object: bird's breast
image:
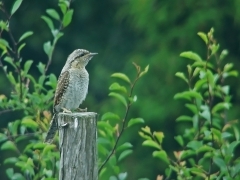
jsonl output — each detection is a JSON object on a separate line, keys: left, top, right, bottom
{"left": 62, "top": 68, "right": 89, "bottom": 110}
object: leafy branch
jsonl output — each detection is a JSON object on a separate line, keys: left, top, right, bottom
{"left": 98, "top": 63, "right": 149, "bottom": 174}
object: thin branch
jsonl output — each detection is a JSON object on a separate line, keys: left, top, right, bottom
{"left": 98, "top": 71, "right": 141, "bottom": 174}
{"left": 0, "top": 108, "right": 14, "bottom": 115}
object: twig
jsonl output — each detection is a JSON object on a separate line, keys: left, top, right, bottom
{"left": 98, "top": 70, "right": 141, "bottom": 174}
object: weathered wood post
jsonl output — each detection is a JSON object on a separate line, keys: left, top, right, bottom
{"left": 58, "top": 112, "right": 98, "bottom": 180}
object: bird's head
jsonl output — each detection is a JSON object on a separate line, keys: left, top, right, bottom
{"left": 61, "top": 49, "right": 97, "bottom": 73}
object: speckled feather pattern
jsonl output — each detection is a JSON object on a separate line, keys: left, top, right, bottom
{"left": 44, "top": 49, "right": 96, "bottom": 143}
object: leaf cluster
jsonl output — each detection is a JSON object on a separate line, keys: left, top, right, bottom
{"left": 139, "top": 28, "right": 240, "bottom": 179}
{"left": 0, "top": 0, "right": 73, "bottom": 179}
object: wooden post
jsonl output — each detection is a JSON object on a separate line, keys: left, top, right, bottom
{"left": 58, "top": 112, "right": 98, "bottom": 180}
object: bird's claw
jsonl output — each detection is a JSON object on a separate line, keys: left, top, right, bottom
{"left": 62, "top": 108, "right": 72, "bottom": 113}
{"left": 76, "top": 107, "right": 87, "bottom": 112}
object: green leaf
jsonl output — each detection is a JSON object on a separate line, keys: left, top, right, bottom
{"left": 174, "top": 91, "right": 203, "bottom": 101}
{"left": 139, "top": 65, "right": 149, "bottom": 77}
{"left": 4, "top": 157, "right": 18, "bottom": 164}
{"left": 194, "top": 79, "right": 207, "bottom": 91}
{"left": 174, "top": 92, "right": 191, "bottom": 101}
{"left": 180, "top": 51, "right": 202, "bottom": 61}
{"left": 210, "top": 43, "right": 220, "bottom": 55}
{"left": 227, "top": 141, "right": 240, "bottom": 155}
{"left": 187, "top": 140, "right": 203, "bottom": 151}
{"left": 180, "top": 150, "right": 196, "bottom": 160}
{"left": 46, "top": 9, "right": 60, "bottom": 20}
{"left": 1, "top": 141, "right": 17, "bottom": 151}
{"left": 111, "top": 73, "right": 131, "bottom": 84}
{"left": 153, "top": 131, "right": 164, "bottom": 144}
{"left": 200, "top": 109, "right": 211, "bottom": 122}
{"left": 6, "top": 168, "right": 14, "bottom": 179}
{"left": 17, "top": 43, "right": 26, "bottom": 54}
{"left": 197, "top": 32, "right": 208, "bottom": 45}
{"left": 0, "top": 133, "right": 7, "bottom": 143}
{"left": 110, "top": 176, "right": 118, "bottom": 180}
{"left": 45, "top": 73, "right": 57, "bottom": 89}
{"left": 18, "top": 31, "right": 33, "bottom": 42}
{"left": 212, "top": 102, "right": 231, "bottom": 113}
{"left": 152, "top": 150, "right": 169, "bottom": 164}
{"left": 185, "top": 103, "right": 198, "bottom": 114}
{"left": 33, "top": 142, "right": 46, "bottom": 149}
{"left": 43, "top": 41, "right": 52, "bottom": 57}
{"left": 42, "top": 144, "right": 56, "bottom": 155}
{"left": 118, "top": 172, "right": 128, "bottom": 180}
{"left": 7, "top": 72, "right": 16, "bottom": 85}
{"left": 221, "top": 85, "right": 230, "bottom": 95}
{"left": 193, "top": 67, "right": 201, "bottom": 77}
{"left": 109, "top": 82, "right": 127, "bottom": 94}
{"left": 221, "top": 132, "right": 232, "bottom": 139}
{"left": 176, "top": 115, "right": 192, "bottom": 122}
{"left": 116, "top": 142, "right": 133, "bottom": 153}
{"left": 190, "top": 167, "right": 206, "bottom": 178}
{"left": 11, "top": 173, "right": 25, "bottom": 180}
{"left": 41, "top": 15, "right": 54, "bottom": 30}
{"left": 11, "top": 0, "right": 23, "bottom": 15}
{"left": 21, "top": 117, "right": 38, "bottom": 130}
{"left": 37, "top": 62, "right": 46, "bottom": 74}
{"left": 227, "top": 70, "right": 238, "bottom": 77}
{"left": 58, "top": 1, "right": 68, "bottom": 14}
{"left": 141, "top": 126, "right": 152, "bottom": 135}
{"left": 187, "top": 64, "right": 192, "bottom": 75}
{"left": 109, "top": 92, "right": 127, "bottom": 107}
{"left": 118, "top": 149, "right": 133, "bottom": 162}
{"left": 101, "top": 112, "right": 120, "bottom": 121}
{"left": 11, "top": 120, "right": 21, "bottom": 136}
{"left": 219, "top": 49, "right": 228, "bottom": 61}
{"left": 23, "top": 60, "right": 33, "bottom": 75}
{"left": 142, "top": 140, "right": 160, "bottom": 150}
{"left": 109, "top": 156, "right": 117, "bottom": 166}
{"left": 4, "top": 56, "right": 16, "bottom": 69}
{"left": 192, "top": 61, "right": 214, "bottom": 69}
{"left": 197, "top": 145, "right": 214, "bottom": 153}
{"left": 0, "top": 20, "right": 8, "bottom": 31}
{"left": 138, "top": 131, "right": 151, "bottom": 140}
{"left": 174, "top": 135, "right": 184, "bottom": 146}
{"left": 98, "top": 121, "right": 114, "bottom": 132}
{"left": 62, "top": 9, "right": 74, "bottom": 27}
{"left": 211, "top": 128, "right": 221, "bottom": 142}
{"left": 213, "top": 157, "right": 227, "bottom": 172}
{"left": 223, "top": 63, "right": 233, "bottom": 72}
{"left": 127, "top": 118, "right": 144, "bottom": 127}
{"left": 0, "top": 38, "right": 10, "bottom": 49}
{"left": 175, "top": 72, "right": 188, "bottom": 83}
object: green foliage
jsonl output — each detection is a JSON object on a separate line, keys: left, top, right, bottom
{"left": 1, "top": 0, "right": 240, "bottom": 179}
{"left": 98, "top": 63, "right": 149, "bottom": 179}
{"left": 139, "top": 29, "right": 240, "bottom": 179}
{"left": 0, "top": 1, "right": 149, "bottom": 179}
{"left": 0, "top": 0, "right": 73, "bottom": 179}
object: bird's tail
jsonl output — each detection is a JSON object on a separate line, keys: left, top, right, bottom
{"left": 44, "top": 113, "right": 58, "bottom": 143}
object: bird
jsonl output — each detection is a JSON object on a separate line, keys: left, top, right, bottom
{"left": 44, "top": 49, "right": 97, "bottom": 143}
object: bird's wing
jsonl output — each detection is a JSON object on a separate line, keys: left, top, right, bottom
{"left": 54, "top": 70, "right": 70, "bottom": 108}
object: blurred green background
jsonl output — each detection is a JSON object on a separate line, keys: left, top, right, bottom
{"left": 1, "top": 0, "right": 240, "bottom": 179}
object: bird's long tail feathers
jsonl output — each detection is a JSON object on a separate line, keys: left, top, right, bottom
{"left": 44, "top": 113, "right": 58, "bottom": 143}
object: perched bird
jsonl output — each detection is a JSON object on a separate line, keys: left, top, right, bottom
{"left": 44, "top": 49, "right": 97, "bottom": 143}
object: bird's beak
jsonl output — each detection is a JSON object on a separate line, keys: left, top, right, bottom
{"left": 89, "top": 52, "right": 98, "bottom": 56}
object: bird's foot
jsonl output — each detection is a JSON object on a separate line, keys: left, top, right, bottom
{"left": 76, "top": 107, "right": 87, "bottom": 112}
{"left": 62, "top": 108, "right": 72, "bottom": 113}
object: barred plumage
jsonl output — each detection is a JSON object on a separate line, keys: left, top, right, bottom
{"left": 44, "top": 49, "right": 97, "bottom": 143}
